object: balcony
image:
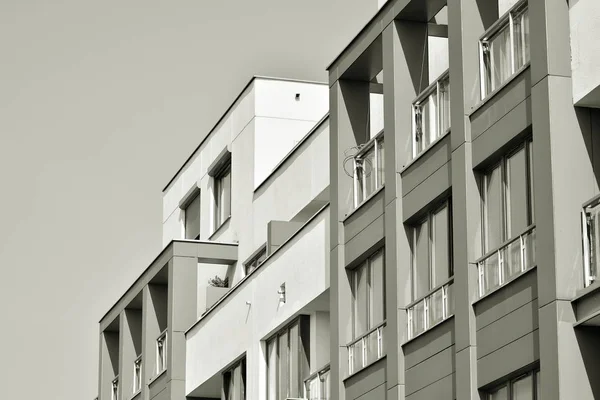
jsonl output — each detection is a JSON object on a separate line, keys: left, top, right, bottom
{"left": 477, "top": 225, "right": 536, "bottom": 297}
{"left": 353, "top": 130, "right": 384, "bottom": 208}
{"left": 479, "top": 0, "right": 530, "bottom": 100}
{"left": 412, "top": 71, "right": 450, "bottom": 159}
{"left": 407, "top": 279, "right": 454, "bottom": 340}
{"left": 346, "top": 321, "right": 386, "bottom": 376}
{"left": 304, "top": 365, "right": 330, "bottom": 400}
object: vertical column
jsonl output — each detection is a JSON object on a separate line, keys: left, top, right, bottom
{"left": 447, "top": 0, "right": 485, "bottom": 398}
{"left": 381, "top": 18, "right": 426, "bottom": 400}
{"left": 530, "top": 1, "right": 598, "bottom": 398}
{"left": 168, "top": 255, "right": 199, "bottom": 399}
{"left": 329, "top": 78, "right": 370, "bottom": 400}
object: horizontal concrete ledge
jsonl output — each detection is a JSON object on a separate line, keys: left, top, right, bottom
{"left": 99, "top": 239, "right": 239, "bottom": 327}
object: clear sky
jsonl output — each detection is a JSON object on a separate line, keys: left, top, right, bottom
{"left": 0, "top": 1, "right": 376, "bottom": 398}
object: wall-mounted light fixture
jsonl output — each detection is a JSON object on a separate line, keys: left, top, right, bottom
{"left": 295, "top": 93, "right": 301, "bottom": 101}
{"left": 278, "top": 283, "right": 286, "bottom": 304}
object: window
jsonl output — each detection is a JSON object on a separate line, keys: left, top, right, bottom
{"left": 214, "top": 162, "right": 232, "bottom": 229}
{"left": 133, "top": 355, "right": 142, "bottom": 393}
{"left": 354, "top": 132, "right": 385, "bottom": 207}
{"left": 156, "top": 330, "right": 167, "bottom": 374}
{"left": 266, "top": 317, "right": 310, "bottom": 400}
{"left": 305, "top": 366, "right": 330, "bottom": 400}
{"left": 479, "top": 139, "right": 535, "bottom": 296}
{"left": 408, "top": 201, "right": 454, "bottom": 338}
{"left": 412, "top": 71, "right": 450, "bottom": 158}
{"left": 111, "top": 377, "right": 119, "bottom": 400}
{"left": 480, "top": 0, "right": 529, "bottom": 99}
{"left": 348, "top": 249, "right": 385, "bottom": 374}
{"left": 184, "top": 191, "right": 201, "bottom": 240}
{"left": 583, "top": 198, "right": 600, "bottom": 287}
{"left": 223, "top": 358, "right": 246, "bottom": 400}
{"left": 487, "top": 369, "right": 540, "bottom": 400}
{"left": 244, "top": 246, "right": 266, "bottom": 276}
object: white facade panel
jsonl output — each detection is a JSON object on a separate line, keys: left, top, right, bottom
{"left": 254, "top": 79, "right": 328, "bottom": 121}
{"left": 185, "top": 207, "right": 330, "bottom": 398}
{"left": 570, "top": 0, "right": 600, "bottom": 107}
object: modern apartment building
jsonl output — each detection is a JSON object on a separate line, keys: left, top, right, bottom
{"left": 96, "top": 76, "right": 331, "bottom": 400}
{"left": 96, "top": 0, "right": 600, "bottom": 399}
{"left": 329, "top": 0, "right": 600, "bottom": 399}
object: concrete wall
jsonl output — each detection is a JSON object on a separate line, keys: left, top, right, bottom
{"left": 570, "top": 0, "right": 600, "bottom": 107}
{"left": 185, "top": 207, "right": 330, "bottom": 398}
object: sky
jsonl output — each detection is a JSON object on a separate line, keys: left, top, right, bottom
{"left": 0, "top": 1, "right": 377, "bottom": 398}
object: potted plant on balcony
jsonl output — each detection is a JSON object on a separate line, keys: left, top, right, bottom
{"left": 205, "top": 275, "right": 230, "bottom": 311}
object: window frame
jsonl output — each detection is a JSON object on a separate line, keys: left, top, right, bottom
{"left": 582, "top": 197, "right": 600, "bottom": 287}
{"left": 487, "top": 368, "right": 540, "bottom": 400}
{"left": 265, "top": 316, "right": 310, "bottom": 400}
{"left": 223, "top": 357, "right": 246, "bottom": 400}
{"left": 214, "top": 161, "right": 232, "bottom": 230}
{"left": 479, "top": 0, "right": 529, "bottom": 99}
{"left": 351, "top": 248, "right": 386, "bottom": 340}
{"left": 183, "top": 190, "right": 201, "bottom": 240}
{"left": 412, "top": 70, "right": 451, "bottom": 159}
{"left": 353, "top": 130, "right": 385, "bottom": 208}
{"left": 156, "top": 330, "right": 167, "bottom": 375}
{"left": 244, "top": 245, "right": 267, "bottom": 276}
{"left": 481, "top": 138, "right": 534, "bottom": 254}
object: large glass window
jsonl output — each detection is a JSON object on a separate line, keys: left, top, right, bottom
{"left": 583, "top": 199, "right": 600, "bottom": 287}
{"left": 480, "top": 0, "right": 529, "bottom": 99}
{"left": 266, "top": 317, "right": 309, "bottom": 400}
{"left": 223, "top": 358, "right": 246, "bottom": 400}
{"left": 479, "top": 139, "right": 535, "bottom": 296}
{"left": 184, "top": 191, "right": 201, "bottom": 240}
{"left": 412, "top": 71, "right": 451, "bottom": 158}
{"left": 354, "top": 132, "right": 385, "bottom": 207}
{"left": 487, "top": 369, "right": 540, "bottom": 400}
{"left": 214, "top": 162, "right": 232, "bottom": 229}
{"left": 408, "top": 201, "right": 454, "bottom": 338}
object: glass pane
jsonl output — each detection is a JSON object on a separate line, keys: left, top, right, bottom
{"left": 414, "top": 220, "right": 430, "bottom": 299}
{"left": 429, "top": 289, "right": 444, "bottom": 327}
{"left": 485, "top": 163, "right": 504, "bottom": 251}
{"left": 513, "top": 9, "right": 530, "bottom": 70}
{"left": 505, "top": 239, "right": 522, "bottom": 281}
{"left": 411, "top": 300, "right": 425, "bottom": 337}
{"left": 369, "top": 250, "right": 385, "bottom": 328}
{"left": 490, "top": 385, "right": 508, "bottom": 400}
{"left": 362, "top": 146, "right": 376, "bottom": 199}
{"left": 488, "top": 25, "right": 512, "bottom": 92}
{"left": 377, "top": 138, "right": 385, "bottom": 188}
{"left": 221, "top": 169, "right": 231, "bottom": 222}
{"left": 289, "top": 324, "right": 300, "bottom": 397}
{"left": 322, "top": 370, "right": 331, "bottom": 400}
{"left": 367, "top": 329, "right": 379, "bottom": 365}
{"left": 185, "top": 192, "right": 201, "bottom": 239}
{"left": 420, "top": 94, "right": 438, "bottom": 151}
{"left": 349, "top": 340, "right": 363, "bottom": 373}
{"left": 354, "top": 264, "right": 369, "bottom": 337}
{"left": 432, "top": 204, "right": 450, "bottom": 287}
{"left": 507, "top": 146, "right": 529, "bottom": 235}
{"left": 439, "top": 77, "right": 451, "bottom": 133}
{"left": 590, "top": 206, "right": 600, "bottom": 282}
{"left": 306, "top": 376, "right": 319, "bottom": 400}
{"left": 278, "top": 332, "right": 289, "bottom": 400}
{"left": 482, "top": 252, "right": 501, "bottom": 294}
{"left": 524, "top": 229, "right": 536, "bottom": 269}
{"left": 446, "top": 282, "right": 454, "bottom": 316}
{"left": 267, "top": 340, "right": 277, "bottom": 400}
{"left": 513, "top": 374, "right": 533, "bottom": 400}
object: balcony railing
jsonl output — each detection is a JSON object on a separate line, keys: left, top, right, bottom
{"left": 304, "top": 365, "right": 330, "bottom": 400}
{"left": 407, "top": 279, "right": 454, "bottom": 340}
{"left": 353, "top": 130, "right": 384, "bottom": 208}
{"left": 347, "top": 321, "right": 386, "bottom": 375}
{"left": 111, "top": 376, "right": 119, "bottom": 400}
{"left": 412, "top": 70, "right": 450, "bottom": 159}
{"left": 479, "top": 0, "right": 529, "bottom": 99}
{"left": 477, "top": 225, "right": 536, "bottom": 297}
{"left": 133, "top": 355, "right": 142, "bottom": 393}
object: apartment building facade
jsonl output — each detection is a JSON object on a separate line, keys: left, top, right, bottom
{"left": 97, "top": 76, "right": 332, "bottom": 400}
{"left": 329, "top": 0, "right": 600, "bottom": 400}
